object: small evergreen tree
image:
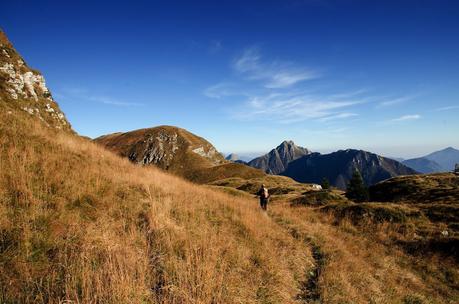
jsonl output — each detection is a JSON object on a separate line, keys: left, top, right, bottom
{"left": 321, "top": 177, "right": 330, "bottom": 190}
{"left": 345, "top": 169, "right": 369, "bottom": 202}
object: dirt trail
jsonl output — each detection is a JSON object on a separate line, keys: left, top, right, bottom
{"left": 269, "top": 211, "right": 325, "bottom": 303}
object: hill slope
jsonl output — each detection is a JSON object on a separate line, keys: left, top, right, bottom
{"left": 248, "top": 140, "right": 311, "bottom": 174}
{"left": 424, "top": 147, "right": 459, "bottom": 171}
{"left": 369, "top": 172, "right": 459, "bottom": 204}
{"left": 402, "top": 157, "right": 443, "bottom": 173}
{"left": 282, "top": 149, "right": 417, "bottom": 189}
{"left": 1, "top": 107, "right": 319, "bottom": 303}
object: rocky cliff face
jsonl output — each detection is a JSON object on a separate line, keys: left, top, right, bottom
{"left": 282, "top": 149, "right": 418, "bottom": 190}
{"left": 248, "top": 140, "right": 311, "bottom": 174}
{"left": 95, "top": 126, "right": 226, "bottom": 177}
{"left": 0, "top": 30, "right": 71, "bottom": 130}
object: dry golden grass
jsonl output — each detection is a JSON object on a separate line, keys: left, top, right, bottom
{"left": 1, "top": 106, "right": 458, "bottom": 303}
{"left": 270, "top": 202, "right": 459, "bottom": 303}
{"left": 0, "top": 108, "right": 314, "bottom": 303}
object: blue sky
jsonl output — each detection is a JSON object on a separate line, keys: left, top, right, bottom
{"left": 1, "top": 0, "right": 458, "bottom": 158}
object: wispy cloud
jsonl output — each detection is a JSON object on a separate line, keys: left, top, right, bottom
{"left": 377, "top": 95, "right": 416, "bottom": 107}
{"left": 87, "top": 96, "right": 143, "bottom": 107}
{"left": 391, "top": 114, "right": 421, "bottom": 122}
{"left": 318, "top": 112, "right": 358, "bottom": 122}
{"left": 58, "top": 87, "right": 143, "bottom": 107}
{"left": 436, "top": 105, "right": 459, "bottom": 111}
{"left": 233, "top": 47, "right": 319, "bottom": 88}
{"left": 232, "top": 92, "right": 364, "bottom": 123}
{"left": 205, "top": 46, "right": 415, "bottom": 125}
{"left": 203, "top": 83, "right": 249, "bottom": 99}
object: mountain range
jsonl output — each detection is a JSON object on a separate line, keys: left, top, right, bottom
{"left": 95, "top": 128, "right": 419, "bottom": 190}
{"left": 281, "top": 149, "right": 417, "bottom": 190}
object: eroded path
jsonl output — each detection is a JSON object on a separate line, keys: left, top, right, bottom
{"left": 269, "top": 210, "right": 325, "bottom": 303}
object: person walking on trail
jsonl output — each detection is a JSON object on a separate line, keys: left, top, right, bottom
{"left": 256, "top": 184, "right": 270, "bottom": 211}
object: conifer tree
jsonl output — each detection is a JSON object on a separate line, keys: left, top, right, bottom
{"left": 345, "top": 169, "right": 369, "bottom": 202}
{"left": 321, "top": 177, "right": 330, "bottom": 190}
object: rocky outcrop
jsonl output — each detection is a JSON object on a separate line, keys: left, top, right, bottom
{"left": 282, "top": 149, "right": 417, "bottom": 190}
{"left": 0, "top": 30, "right": 71, "bottom": 130}
{"left": 248, "top": 140, "right": 311, "bottom": 174}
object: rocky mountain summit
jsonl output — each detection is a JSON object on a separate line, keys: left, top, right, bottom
{"left": 248, "top": 140, "right": 311, "bottom": 174}
{"left": 95, "top": 125, "right": 227, "bottom": 178}
{"left": 282, "top": 149, "right": 417, "bottom": 189}
{"left": 0, "top": 30, "right": 70, "bottom": 130}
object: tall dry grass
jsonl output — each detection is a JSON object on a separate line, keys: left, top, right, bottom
{"left": 270, "top": 202, "right": 459, "bottom": 303}
{"left": 0, "top": 108, "right": 311, "bottom": 303}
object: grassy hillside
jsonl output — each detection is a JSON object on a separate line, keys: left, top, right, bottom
{"left": 0, "top": 108, "right": 312, "bottom": 303}
{"left": 369, "top": 173, "right": 459, "bottom": 204}
{"left": 2, "top": 107, "right": 458, "bottom": 303}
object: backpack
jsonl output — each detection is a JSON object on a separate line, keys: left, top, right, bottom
{"left": 262, "top": 187, "right": 269, "bottom": 199}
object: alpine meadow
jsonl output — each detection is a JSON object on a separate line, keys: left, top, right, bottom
{"left": 1, "top": 1, "right": 459, "bottom": 303}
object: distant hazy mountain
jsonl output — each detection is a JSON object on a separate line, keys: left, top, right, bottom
{"left": 225, "top": 153, "right": 239, "bottom": 161}
{"left": 388, "top": 157, "right": 405, "bottom": 163}
{"left": 424, "top": 147, "right": 459, "bottom": 171}
{"left": 247, "top": 140, "right": 311, "bottom": 175}
{"left": 282, "top": 149, "right": 417, "bottom": 190}
{"left": 225, "top": 153, "right": 248, "bottom": 164}
{"left": 402, "top": 157, "right": 443, "bottom": 173}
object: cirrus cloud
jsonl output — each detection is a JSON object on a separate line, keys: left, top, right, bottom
{"left": 391, "top": 114, "right": 421, "bottom": 122}
{"left": 233, "top": 47, "right": 319, "bottom": 88}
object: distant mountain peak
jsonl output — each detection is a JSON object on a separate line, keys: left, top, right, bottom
{"left": 424, "top": 147, "right": 459, "bottom": 171}
{"left": 225, "top": 153, "right": 239, "bottom": 161}
{"left": 279, "top": 140, "right": 294, "bottom": 146}
{"left": 248, "top": 140, "right": 311, "bottom": 175}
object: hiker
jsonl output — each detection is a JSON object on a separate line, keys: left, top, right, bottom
{"left": 256, "top": 184, "right": 270, "bottom": 211}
